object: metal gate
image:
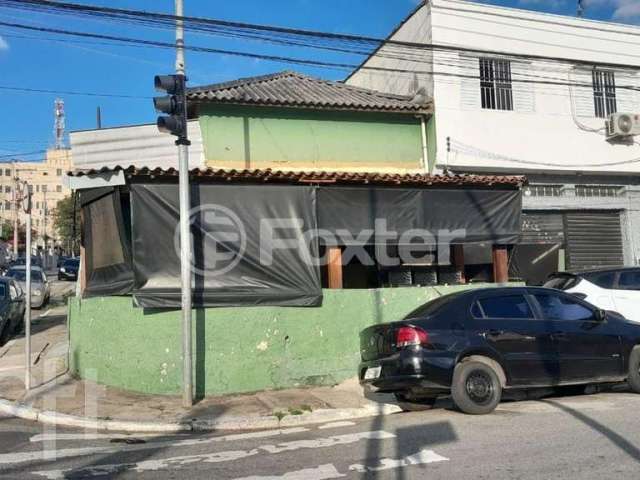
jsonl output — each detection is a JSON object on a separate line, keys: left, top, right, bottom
{"left": 565, "top": 211, "right": 624, "bottom": 271}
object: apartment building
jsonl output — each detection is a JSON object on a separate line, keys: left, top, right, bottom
{"left": 346, "top": 0, "right": 640, "bottom": 283}
{"left": 0, "top": 147, "right": 73, "bottom": 249}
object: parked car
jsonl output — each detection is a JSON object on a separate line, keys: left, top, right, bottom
{"left": 0, "top": 277, "right": 26, "bottom": 344}
{"left": 5, "top": 266, "right": 50, "bottom": 309}
{"left": 544, "top": 268, "right": 640, "bottom": 322}
{"left": 56, "top": 256, "right": 69, "bottom": 268}
{"left": 58, "top": 258, "right": 79, "bottom": 281}
{"left": 8, "top": 256, "right": 43, "bottom": 269}
{"left": 359, "top": 287, "right": 640, "bottom": 415}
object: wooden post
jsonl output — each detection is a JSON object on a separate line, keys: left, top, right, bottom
{"left": 452, "top": 244, "right": 466, "bottom": 284}
{"left": 492, "top": 245, "right": 509, "bottom": 284}
{"left": 327, "top": 247, "right": 343, "bottom": 289}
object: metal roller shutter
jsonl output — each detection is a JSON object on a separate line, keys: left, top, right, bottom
{"left": 565, "top": 211, "right": 624, "bottom": 271}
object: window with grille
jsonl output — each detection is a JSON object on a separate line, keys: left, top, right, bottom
{"left": 528, "top": 185, "right": 563, "bottom": 197}
{"left": 575, "top": 185, "right": 624, "bottom": 198}
{"left": 592, "top": 70, "right": 617, "bottom": 119}
{"left": 479, "top": 58, "right": 513, "bottom": 111}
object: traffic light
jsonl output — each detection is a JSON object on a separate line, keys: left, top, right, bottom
{"left": 153, "top": 74, "right": 190, "bottom": 144}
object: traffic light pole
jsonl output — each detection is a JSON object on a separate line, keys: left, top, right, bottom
{"left": 175, "top": 0, "right": 193, "bottom": 408}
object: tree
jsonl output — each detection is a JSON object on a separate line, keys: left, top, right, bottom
{"left": 0, "top": 219, "right": 37, "bottom": 246}
{"left": 52, "top": 195, "right": 80, "bottom": 255}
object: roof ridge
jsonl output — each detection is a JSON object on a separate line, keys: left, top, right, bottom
{"left": 189, "top": 70, "right": 417, "bottom": 102}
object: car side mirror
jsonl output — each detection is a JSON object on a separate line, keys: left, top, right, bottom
{"left": 595, "top": 309, "right": 606, "bottom": 322}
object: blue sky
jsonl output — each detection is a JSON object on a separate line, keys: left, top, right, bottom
{"left": 0, "top": 0, "right": 637, "bottom": 158}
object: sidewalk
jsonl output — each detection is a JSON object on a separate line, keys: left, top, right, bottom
{"left": 0, "top": 297, "right": 401, "bottom": 432}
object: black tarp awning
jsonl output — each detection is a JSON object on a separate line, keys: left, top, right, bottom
{"left": 130, "top": 184, "right": 321, "bottom": 309}
{"left": 80, "top": 179, "right": 522, "bottom": 309}
{"left": 317, "top": 187, "right": 521, "bottom": 245}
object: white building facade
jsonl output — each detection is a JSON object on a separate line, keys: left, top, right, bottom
{"left": 347, "top": 0, "right": 640, "bottom": 282}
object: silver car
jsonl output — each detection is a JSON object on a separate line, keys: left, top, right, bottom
{"left": 5, "top": 266, "right": 50, "bottom": 308}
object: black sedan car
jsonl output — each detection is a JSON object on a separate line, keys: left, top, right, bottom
{"left": 58, "top": 258, "right": 79, "bottom": 281}
{"left": 0, "top": 277, "right": 25, "bottom": 344}
{"left": 360, "top": 287, "right": 640, "bottom": 415}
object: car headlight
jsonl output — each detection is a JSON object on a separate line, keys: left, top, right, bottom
{"left": 60, "top": 268, "right": 66, "bottom": 273}
{"left": 33, "top": 289, "right": 42, "bottom": 296}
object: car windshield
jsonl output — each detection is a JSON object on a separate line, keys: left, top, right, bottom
{"left": 7, "top": 269, "right": 45, "bottom": 283}
{"left": 63, "top": 259, "right": 79, "bottom": 268}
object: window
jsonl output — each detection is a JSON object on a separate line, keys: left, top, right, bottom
{"left": 534, "top": 293, "right": 595, "bottom": 321}
{"left": 618, "top": 270, "right": 640, "bottom": 291}
{"left": 477, "top": 294, "right": 533, "bottom": 319}
{"left": 36, "top": 185, "right": 39, "bottom": 193}
{"left": 56, "top": 185, "right": 62, "bottom": 192}
{"left": 3, "top": 186, "right": 9, "bottom": 193}
{"left": 4, "top": 169, "right": 9, "bottom": 177}
{"left": 575, "top": 185, "right": 624, "bottom": 198}
{"left": 527, "top": 185, "right": 563, "bottom": 197}
{"left": 0, "top": 284, "right": 5, "bottom": 299}
{"left": 479, "top": 58, "right": 513, "bottom": 111}
{"left": 42, "top": 185, "right": 47, "bottom": 193}
{"left": 583, "top": 271, "right": 616, "bottom": 289}
{"left": 592, "top": 70, "right": 617, "bottom": 119}
{"left": 56, "top": 169, "right": 62, "bottom": 176}
{"left": 4, "top": 201, "right": 10, "bottom": 210}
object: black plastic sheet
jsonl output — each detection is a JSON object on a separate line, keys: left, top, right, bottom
{"left": 80, "top": 188, "right": 135, "bottom": 296}
{"left": 130, "top": 184, "right": 321, "bottom": 309}
{"left": 317, "top": 187, "right": 521, "bottom": 245}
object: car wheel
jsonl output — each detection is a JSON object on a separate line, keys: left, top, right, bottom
{"left": 628, "top": 348, "right": 640, "bottom": 394}
{"left": 452, "top": 360, "right": 502, "bottom": 415}
{"left": 394, "top": 393, "right": 437, "bottom": 412}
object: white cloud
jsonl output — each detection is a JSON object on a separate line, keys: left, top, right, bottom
{"left": 611, "top": 0, "right": 640, "bottom": 23}
{"left": 0, "top": 36, "right": 8, "bottom": 51}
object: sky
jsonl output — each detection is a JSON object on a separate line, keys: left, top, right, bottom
{"left": 0, "top": 0, "right": 637, "bottom": 160}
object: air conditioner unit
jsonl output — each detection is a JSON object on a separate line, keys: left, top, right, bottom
{"left": 606, "top": 113, "right": 640, "bottom": 139}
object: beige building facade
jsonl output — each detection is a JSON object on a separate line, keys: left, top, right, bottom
{"left": 0, "top": 148, "right": 73, "bottom": 249}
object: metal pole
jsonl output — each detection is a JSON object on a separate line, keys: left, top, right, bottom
{"left": 176, "top": 0, "right": 192, "bottom": 408}
{"left": 12, "top": 164, "right": 17, "bottom": 259}
{"left": 24, "top": 184, "right": 31, "bottom": 391}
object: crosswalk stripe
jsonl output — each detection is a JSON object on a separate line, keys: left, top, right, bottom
{"left": 29, "top": 431, "right": 396, "bottom": 478}
{"left": 2, "top": 427, "right": 310, "bottom": 466}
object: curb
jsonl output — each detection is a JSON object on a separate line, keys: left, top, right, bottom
{"left": 0, "top": 398, "right": 402, "bottom": 433}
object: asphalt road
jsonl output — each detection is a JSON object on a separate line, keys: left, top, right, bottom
{"left": 0, "top": 389, "right": 639, "bottom": 479}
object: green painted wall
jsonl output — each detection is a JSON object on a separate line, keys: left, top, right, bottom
{"left": 426, "top": 116, "right": 438, "bottom": 173}
{"left": 198, "top": 105, "right": 424, "bottom": 172}
{"left": 69, "top": 285, "right": 494, "bottom": 397}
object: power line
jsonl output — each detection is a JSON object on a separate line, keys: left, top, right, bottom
{"left": 2, "top": 0, "right": 640, "bottom": 73}
{"left": 1, "top": 20, "right": 639, "bottom": 94}
{"left": 0, "top": 84, "right": 151, "bottom": 99}
{"left": 0, "top": 150, "right": 45, "bottom": 160}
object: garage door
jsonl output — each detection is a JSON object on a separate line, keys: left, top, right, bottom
{"left": 565, "top": 212, "right": 624, "bottom": 271}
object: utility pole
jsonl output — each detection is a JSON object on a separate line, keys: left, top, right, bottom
{"left": 153, "top": 1, "right": 192, "bottom": 407}
{"left": 12, "top": 162, "right": 17, "bottom": 259}
{"left": 176, "top": 0, "right": 192, "bottom": 408}
{"left": 19, "top": 181, "right": 32, "bottom": 391}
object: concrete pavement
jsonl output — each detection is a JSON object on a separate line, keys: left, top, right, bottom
{"left": 0, "top": 389, "right": 638, "bottom": 479}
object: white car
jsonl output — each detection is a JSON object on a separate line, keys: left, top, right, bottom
{"left": 544, "top": 268, "right": 640, "bottom": 322}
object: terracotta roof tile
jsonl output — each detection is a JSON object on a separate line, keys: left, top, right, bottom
{"left": 69, "top": 166, "right": 525, "bottom": 188}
